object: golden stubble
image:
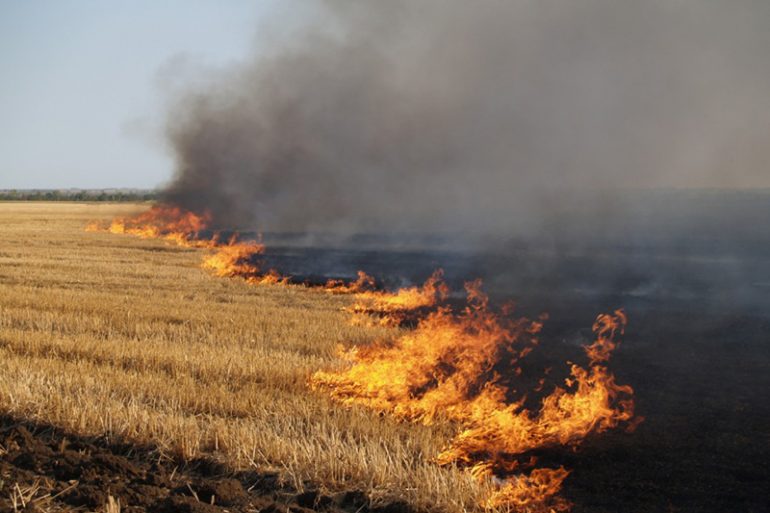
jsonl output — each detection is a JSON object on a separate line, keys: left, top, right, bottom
{"left": 0, "top": 202, "right": 493, "bottom": 513}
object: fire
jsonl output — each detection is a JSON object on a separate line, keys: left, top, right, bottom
{"left": 312, "top": 280, "right": 538, "bottom": 419}
{"left": 196, "top": 236, "right": 288, "bottom": 285}
{"left": 311, "top": 282, "right": 637, "bottom": 511}
{"left": 90, "top": 204, "right": 640, "bottom": 510}
{"left": 88, "top": 204, "right": 286, "bottom": 284}
{"left": 348, "top": 269, "right": 450, "bottom": 326}
{"left": 484, "top": 467, "right": 571, "bottom": 511}
{"left": 435, "top": 311, "right": 635, "bottom": 465}
{"left": 246, "top": 268, "right": 287, "bottom": 285}
{"left": 103, "top": 205, "right": 212, "bottom": 246}
{"left": 325, "top": 270, "right": 377, "bottom": 293}
{"left": 89, "top": 205, "right": 446, "bottom": 302}
{"left": 202, "top": 236, "right": 265, "bottom": 278}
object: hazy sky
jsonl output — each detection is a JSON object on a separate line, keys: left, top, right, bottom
{"left": 0, "top": 0, "right": 295, "bottom": 189}
{"left": 2, "top": 1, "right": 769, "bottom": 192}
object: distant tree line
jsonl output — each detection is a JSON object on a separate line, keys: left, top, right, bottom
{"left": 0, "top": 189, "right": 159, "bottom": 202}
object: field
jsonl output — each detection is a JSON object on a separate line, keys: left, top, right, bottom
{"left": 3, "top": 202, "right": 770, "bottom": 513}
{"left": 0, "top": 202, "right": 483, "bottom": 512}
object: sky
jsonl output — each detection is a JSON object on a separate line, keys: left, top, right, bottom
{"left": 1, "top": 1, "right": 769, "bottom": 193}
{"left": 0, "top": 0, "right": 295, "bottom": 189}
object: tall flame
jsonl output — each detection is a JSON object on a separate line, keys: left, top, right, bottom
{"left": 311, "top": 282, "right": 637, "bottom": 511}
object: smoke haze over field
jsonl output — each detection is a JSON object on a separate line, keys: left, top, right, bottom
{"left": 163, "top": 0, "right": 770, "bottom": 235}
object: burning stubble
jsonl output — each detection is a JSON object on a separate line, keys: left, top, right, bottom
{"left": 86, "top": 205, "right": 640, "bottom": 511}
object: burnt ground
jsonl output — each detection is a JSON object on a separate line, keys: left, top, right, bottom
{"left": 253, "top": 228, "right": 770, "bottom": 512}
{"left": 540, "top": 307, "right": 770, "bottom": 513}
{"left": 0, "top": 415, "right": 411, "bottom": 513}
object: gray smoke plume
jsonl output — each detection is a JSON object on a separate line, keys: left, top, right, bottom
{"left": 162, "top": 0, "right": 770, "bottom": 237}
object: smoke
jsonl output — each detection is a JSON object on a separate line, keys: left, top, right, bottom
{"left": 162, "top": 0, "right": 770, "bottom": 237}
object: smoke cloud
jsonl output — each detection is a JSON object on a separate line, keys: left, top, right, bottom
{"left": 162, "top": 0, "right": 770, "bottom": 236}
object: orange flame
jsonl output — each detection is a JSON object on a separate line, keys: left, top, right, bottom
{"left": 311, "top": 281, "right": 637, "bottom": 510}
{"left": 103, "top": 205, "right": 211, "bottom": 246}
{"left": 199, "top": 237, "right": 288, "bottom": 284}
{"left": 325, "top": 270, "right": 377, "bottom": 294}
{"left": 312, "top": 280, "right": 539, "bottom": 420}
{"left": 202, "top": 236, "right": 265, "bottom": 277}
{"left": 88, "top": 205, "right": 286, "bottom": 283}
{"left": 485, "top": 467, "right": 571, "bottom": 511}
{"left": 348, "top": 269, "right": 450, "bottom": 326}
{"left": 90, "top": 204, "right": 640, "bottom": 510}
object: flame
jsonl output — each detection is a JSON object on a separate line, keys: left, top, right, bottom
{"left": 90, "top": 204, "right": 640, "bottom": 510}
{"left": 88, "top": 204, "right": 286, "bottom": 283}
{"left": 485, "top": 467, "right": 571, "bottom": 511}
{"left": 312, "top": 280, "right": 538, "bottom": 420}
{"left": 246, "top": 268, "right": 288, "bottom": 285}
{"left": 325, "top": 270, "right": 377, "bottom": 293}
{"left": 435, "top": 311, "right": 635, "bottom": 468}
{"left": 311, "top": 282, "right": 637, "bottom": 511}
{"left": 348, "top": 269, "right": 450, "bottom": 326}
{"left": 104, "top": 205, "right": 211, "bottom": 246}
{"left": 202, "top": 236, "right": 265, "bottom": 277}
{"left": 199, "top": 238, "right": 288, "bottom": 284}
{"left": 90, "top": 205, "right": 446, "bottom": 302}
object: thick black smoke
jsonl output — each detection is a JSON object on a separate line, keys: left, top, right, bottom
{"left": 162, "top": 0, "right": 770, "bottom": 237}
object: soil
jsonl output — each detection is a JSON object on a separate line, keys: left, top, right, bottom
{"left": 0, "top": 415, "right": 411, "bottom": 513}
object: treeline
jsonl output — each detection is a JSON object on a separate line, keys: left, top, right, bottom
{"left": 0, "top": 190, "right": 159, "bottom": 202}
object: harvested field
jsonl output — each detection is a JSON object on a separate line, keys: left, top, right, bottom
{"left": 0, "top": 202, "right": 481, "bottom": 513}
{"left": 3, "top": 202, "right": 769, "bottom": 513}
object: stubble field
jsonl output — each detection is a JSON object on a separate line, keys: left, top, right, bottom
{"left": 0, "top": 202, "right": 483, "bottom": 513}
